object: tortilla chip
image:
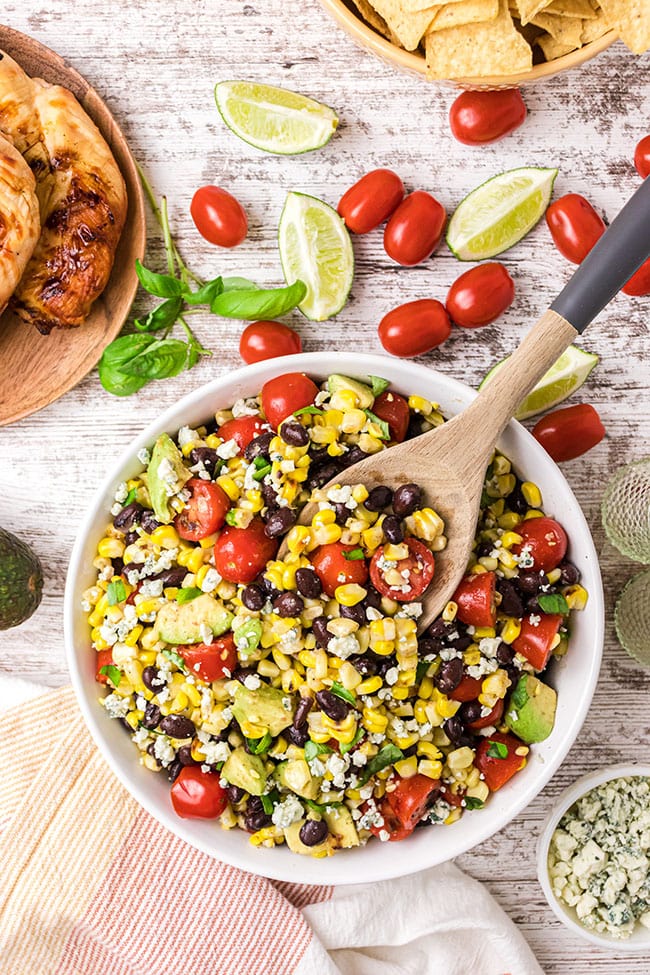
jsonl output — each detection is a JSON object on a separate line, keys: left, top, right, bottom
{"left": 531, "top": 10, "right": 584, "bottom": 44}
{"left": 369, "top": 0, "right": 438, "bottom": 47}
{"left": 514, "top": 0, "right": 554, "bottom": 24}
{"left": 401, "top": 0, "right": 474, "bottom": 9}
{"left": 427, "top": 0, "right": 499, "bottom": 31}
{"left": 536, "top": 30, "right": 580, "bottom": 54}
{"left": 426, "top": 0, "right": 533, "bottom": 76}
{"left": 598, "top": 0, "right": 649, "bottom": 52}
{"left": 547, "top": 0, "right": 597, "bottom": 16}
{"left": 580, "top": 7, "right": 613, "bottom": 40}
{"left": 349, "top": 0, "right": 392, "bottom": 37}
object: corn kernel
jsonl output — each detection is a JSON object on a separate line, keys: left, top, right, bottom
{"left": 521, "top": 481, "right": 542, "bottom": 508}
{"left": 327, "top": 617, "right": 359, "bottom": 638}
{"left": 312, "top": 509, "right": 336, "bottom": 528}
{"left": 418, "top": 675, "right": 434, "bottom": 699}
{"left": 356, "top": 675, "right": 382, "bottom": 695}
{"left": 216, "top": 475, "right": 239, "bottom": 501}
{"left": 501, "top": 530, "right": 523, "bottom": 549}
{"left": 394, "top": 756, "right": 418, "bottom": 778}
{"left": 497, "top": 473, "right": 516, "bottom": 496}
{"left": 339, "top": 661, "right": 362, "bottom": 690}
{"left": 474, "top": 626, "right": 496, "bottom": 639}
{"left": 362, "top": 707, "right": 388, "bottom": 734}
{"left": 335, "top": 583, "right": 367, "bottom": 607}
{"left": 497, "top": 511, "right": 521, "bottom": 530}
{"left": 447, "top": 747, "right": 474, "bottom": 771}
{"left": 417, "top": 741, "right": 442, "bottom": 760}
{"left": 98, "top": 537, "right": 125, "bottom": 559}
{"left": 408, "top": 394, "right": 432, "bottom": 416}
{"left": 150, "top": 525, "right": 180, "bottom": 548}
{"left": 466, "top": 781, "right": 489, "bottom": 803}
{"left": 493, "top": 454, "right": 511, "bottom": 476}
{"left": 384, "top": 542, "right": 409, "bottom": 561}
{"left": 500, "top": 618, "right": 521, "bottom": 645}
{"left": 311, "top": 523, "right": 342, "bottom": 546}
{"left": 418, "top": 759, "right": 443, "bottom": 779}
{"left": 565, "top": 584, "right": 588, "bottom": 610}
{"left": 523, "top": 509, "right": 544, "bottom": 520}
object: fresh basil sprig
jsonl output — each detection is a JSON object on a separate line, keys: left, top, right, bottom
{"left": 210, "top": 280, "right": 306, "bottom": 320}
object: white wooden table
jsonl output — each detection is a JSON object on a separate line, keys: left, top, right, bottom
{"left": 1, "top": 1, "right": 649, "bottom": 970}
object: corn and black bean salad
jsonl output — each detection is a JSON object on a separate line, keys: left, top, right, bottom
{"left": 85, "top": 372, "right": 588, "bottom": 857}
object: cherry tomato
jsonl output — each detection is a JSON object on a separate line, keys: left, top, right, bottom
{"left": 378, "top": 299, "right": 451, "bottom": 358}
{"left": 532, "top": 404, "right": 605, "bottom": 463}
{"left": 213, "top": 519, "right": 279, "bottom": 584}
{"left": 449, "top": 89, "right": 527, "bottom": 146}
{"left": 370, "top": 774, "right": 440, "bottom": 841}
{"left": 95, "top": 649, "right": 114, "bottom": 684}
{"left": 239, "top": 321, "right": 302, "bottom": 365}
{"left": 337, "top": 169, "right": 405, "bottom": 234}
{"left": 446, "top": 263, "right": 515, "bottom": 329}
{"left": 475, "top": 732, "right": 527, "bottom": 792}
{"left": 310, "top": 542, "right": 369, "bottom": 598}
{"left": 383, "top": 191, "right": 447, "bottom": 267}
{"left": 467, "top": 698, "right": 504, "bottom": 731}
{"left": 452, "top": 571, "right": 497, "bottom": 628}
{"left": 372, "top": 390, "right": 410, "bottom": 442}
{"left": 512, "top": 613, "right": 563, "bottom": 671}
{"left": 180, "top": 634, "right": 237, "bottom": 683}
{"left": 369, "top": 538, "right": 435, "bottom": 602}
{"left": 449, "top": 675, "right": 483, "bottom": 702}
{"left": 217, "top": 415, "right": 266, "bottom": 453}
{"left": 175, "top": 479, "right": 230, "bottom": 541}
{"left": 190, "top": 185, "right": 248, "bottom": 248}
{"left": 171, "top": 766, "right": 229, "bottom": 819}
{"left": 622, "top": 256, "right": 650, "bottom": 296}
{"left": 545, "top": 194, "right": 605, "bottom": 264}
{"left": 512, "top": 517, "right": 568, "bottom": 573}
{"left": 634, "top": 135, "right": 650, "bottom": 179}
{"left": 261, "top": 372, "right": 319, "bottom": 429}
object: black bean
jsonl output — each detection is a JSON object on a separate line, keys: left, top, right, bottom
{"left": 526, "top": 596, "right": 543, "bottom": 614}
{"left": 443, "top": 716, "right": 473, "bottom": 748}
{"left": 427, "top": 619, "right": 449, "bottom": 640}
{"left": 517, "top": 570, "right": 545, "bottom": 594}
{"left": 257, "top": 574, "right": 281, "bottom": 602}
{"left": 265, "top": 507, "right": 297, "bottom": 538}
{"left": 112, "top": 557, "right": 124, "bottom": 577}
{"left": 244, "top": 432, "right": 274, "bottom": 463}
{"left": 232, "top": 667, "right": 257, "bottom": 684}
{"left": 504, "top": 663, "right": 522, "bottom": 684}
{"left": 418, "top": 637, "right": 443, "bottom": 657}
{"left": 177, "top": 744, "right": 196, "bottom": 766}
{"left": 293, "top": 695, "right": 314, "bottom": 728}
{"left": 140, "top": 510, "right": 161, "bottom": 534}
{"left": 280, "top": 420, "right": 309, "bottom": 446}
{"left": 261, "top": 479, "right": 279, "bottom": 508}
{"left": 508, "top": 482, "right": 528, "bottom": 515}
{"left": 364, "top": 586, "right": 382, "bottom": 610}
{"left": 349, "top": 654, "right": 378, "bottom": 677}
{"left": 244, "top": 797, "right": 272, "bottom": 832}
{"left": 383, "top": 515, "right": 404, "bottom": 544}
{"left": 124, "top": 530, "right": 139, "bottom": 546}
{"left": 333, "top": 503, "right": 349, "bottom": 525}
{"left": 434, "top": 657, "right": 464, "bottom": 694}
{"left": 312, "top": 616, "right": 331, "bottom": 648}
{"left": 286, "top": 724, "right": 309, "bottom": 747}
{"left": 153, "top": 567, "right": 187, "bottom": 588}
{"left": 477, "top": 541, "right": 494, "bottom": 559}
{"left": 375, "top": 654, "right": 398, "bottom": 679}
{"left": 447, "top": 634, "right": 473, "bottom": 652}
{"left": 113, "top": 501, "right": 143, "bottom": 533}
{"left": 242, "top": 584, "right": 266, "bottom": 611}
{"left": 273, "top": 591, "right": 304, "bottom": 618}
{"left": 189, "top": 446, "right": 221, "bottom": 477}
{"left": 498, "top": 579, "right": 524, "bottom": 618}
{"left": 300, "top": 819, "right": 329, "bottom": 847}
{"left": 307, "top": 462, "right": 341, "bottom": 490}
{"left": 225, "top": 785, "right": 244, "bottom": 805}
{"left": 167, "top": 759, "right": 183, "bottom": 782}
{"left": 340, "top": 446, "right": 369, "bottom": 468}
{"left": 142, "top": 701, "right": 162, "bottom": 730}
{"left": 341, "top": 603, "right": 366, "bottom": 627}
{"left": 496, "top": 644, "right": 515, "bottom": 667}
{"left": 392, "top": 483, "right": 421, "bottom": 517}
{"left": 365, "top": 485, "right": 393, "bottom": 511}
{"left": 142, "top": 666, "right": 165, "bottom": 692}
{"left": 296, "top": 568, "right": 322, "bottom": 599}
{"left": 559, "top": 561, "right": 580, "bottom": 585}
{"left": 406, "top": 414, "right": 424, "bottom": 441}
{"left": 459, "top": 701, "right": 482, "bottom": 725}
{"left": 146, "top": 742, "right": 162, "bottom": 767}
{"left": 315, "top": 689, "right": 349, "bottom": 722}
{"left": 159, "top": 715, "right": 196, "bottom": 739}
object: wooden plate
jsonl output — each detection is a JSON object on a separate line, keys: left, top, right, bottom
{"left": 0, "top": 25, "right": 146, "bottom": 426}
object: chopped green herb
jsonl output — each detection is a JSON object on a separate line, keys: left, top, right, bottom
{"left": 123, "top": 487, "right": 137, "bottom": 506}
{"left": 293, "top": 405, "right": 324, "bottom": 417}
{"left": 176, "top": 587, "right": 202, "bottom": 604}
{"left": 253, "top": 455, "right": 269, "bottom": 469}
{"left": 234, "top": 618, "right": 263, "bottom": 655}
{"left": 464, "top": 796, "right": 485, "bottom": 810}
{"left": 480, "top": 487, "right": 492, "bottom": 509}
{"left": 225, "top": 509, "right": 238, "bottom": 526}
{"left": 487, "top": 741, "right": 509, "bottom": 759}
{"left": 342, "top": 548, "right": 365, "bottom": 561}
{"left": 537, "top": 593, "right": 570, "bottom": 615}
{"left": 106, "top": 579, "right": 127, "bottom": 606}
{"left": 261, "top": 790, "right": 280, "bottom": 815}
{"left": 331, "top": 681, "right": 357, "bottom": 706}
{"left": 416, "top": 660, "right": 431, "bottom": 682}
{"left": 340, "top": 728, "right": 364, "bottom": 754}
{"left": 99, "top": 664, "right": 122, "bottom": 688}
{"left": 364, "top": 409, "right": 390, "bottom": 441}
{"left": 304, "top": 798, "right": 342, "bottom": 813}
{"left": 304, "top": 740, "right": 332, "bottom": 763}
{"left": 359, "top": 744, "right": 404, "bottom": 785}
{"left": 246, "top": 731, "right": 273, "bottom": 754}
{"left": 253, "top": 463, "right": 272, "bottom": 482}
{"left": 368, "top": 375, "right": 390, "bottom": 397}
{"left": 161, "top": 648, "right": 187, "bottom": 671}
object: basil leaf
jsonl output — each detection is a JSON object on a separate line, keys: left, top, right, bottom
{"left": 234, "top": 618, "right": 263, "bottom": 655}
{"left": 120, "top": 338, "right": 189, "bottom": 380}
{"left": 364, "top": 409, "right": 390, "bottom": 441}
{"left": 304, "top": 740, "right": 332, "bottom": 763}
{"left": 331, "top": 681, "right": 357, "bottom": 706}
{"left": 162, "top": 648, "right": 188, "bottom": 671}
{"left": 135, "top": 259, "right": 187, "bottom": 298}
{"left": 99, "top": 664, "right": 122, "bottom": 688}
{"left": 98, "top": 334, "right": 159, "bottom": 396}
{"left": 342, "top": 548, "right": 365, "bottom": 561}
{"left": 246, "top": 731, "right": 273, "bottom": 754}
{"left": 464, "top": 796, "right": 485, "bottom": 810}
{"left": 176, "top": 587, "right": 202, "bottom": 604}
{"left": 537, "top": 593, "right": 570, "bottom": 615}
{"left": 416, "top": 660, "right": 430, "bottom": 682}
{"left": 340, "top": 728, "right": 364, "bottom": 754}
{"left": 107, "top": 579, "right": 127, "bottom": 606}
{"left": 304, "top": 798, "right": 342, "bottom": 813}
{"left": 487, "top": 741, "right": 509, "bottom": 759}
{"left": 133, "top": 296, "right": 183, "bottom": 332}
{"left": 261, "top": 790, "right": 279, "bottom": 814}
{"left": 185, "top": 276, "right": 224, "bottom": 306}
{"left": 210, "top": 280, "right": 307, "bottom": 320}
{"left": 368, "top": 375, "right": 390, "bottom": 397}
{"left": 293, "top": 405, "right": 323, "bottom": 417}
{"left": 222, "top": 276, "right": 257, "bottom": 291}
{"left": 359, "top": 744, "right": 404, "bottom": 785}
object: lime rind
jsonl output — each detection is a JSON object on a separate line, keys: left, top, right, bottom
{"left": 602, "top": 459, "right": 650, "bottom": 563}
{"left": 278, "top": 191, "right": 354, "bottom": 322}
{"left": 447, "top": 166, "right": 558, "bottom": 261}
{"left": 215, "top": 81, "right": 338, "bottom": 156}
{"left": 479, "top": 345, "right": 599, "bottom": 420}
{"left": 614, "top": 569, "right": 650, "bottom": 667}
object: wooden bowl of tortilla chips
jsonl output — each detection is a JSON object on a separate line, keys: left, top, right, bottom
{"left": 320, "top": 0, "right": 647, "bottom": 86}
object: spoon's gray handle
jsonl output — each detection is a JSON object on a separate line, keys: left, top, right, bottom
{"left": 551, "top": 176, "right": 650, "bottom": 333}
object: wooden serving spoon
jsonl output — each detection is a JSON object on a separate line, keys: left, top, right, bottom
{"left": 280, "top": 176, "right": 650, "bottom": 629}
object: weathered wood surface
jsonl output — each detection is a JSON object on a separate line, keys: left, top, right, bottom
{"left": 0, "top": 1, "right": 649, "bottom": 970}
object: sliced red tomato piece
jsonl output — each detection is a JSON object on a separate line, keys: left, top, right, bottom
{"left": 175, "top": 478, "right": 230, "bottom": 541}
{"left": 372, "top": 390, "right": 410, "bottom": 442}
{"left": 179, "top": 634, "right": 237, "bottom": 682}
{"left": 512, "top": 517, "right": 568, "bottom": 573}
{"left": 310, "top": 541, "right": 369, "bottom": 598}
{"left": 218, "top": 415, "right": 266, "bottom": 452}
{"left": 512, "top": 613, "right": 563, "bottom": 671}
{"left": 213, "top": 519, "right": 279, "bottom": 584}
{"left": 453, "top": 571, "right": 497, "bottom": 627}
{"left": 467, "top": 698, "right": 504, "bottom": 730}
{"left": 369, "top": 537, "right": 435, "bottom": 603}
{"left": 388, "top": 773, "right": 440, "bottom": 831}
{"left": 171, "top": 766, "right": 229, "bottom": 819}
{"left": 449, "top": 675, "right": 483, "bottom": 702}
{"left": 261, "top": 373, "right": 319, "bottom": 429}
{"left": 475, "top": 732, "right": 527, "bottom": 792}
{"left": 95, "top": 649, "right": 115, "bottom": 684}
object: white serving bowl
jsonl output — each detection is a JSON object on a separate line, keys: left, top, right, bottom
{"left": 537, "top": 763, "right": 650, "bottom": 951}
{"left": 64, "top": 351, "right": 604, "bottom": 885}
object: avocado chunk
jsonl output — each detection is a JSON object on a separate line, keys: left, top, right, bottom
{"left": 231, "top": 682, "right": 294, "bottom": 738}
{"left": 505, "top": 674, "right": 557, "bottom": 743}
{"left": 327, "top": 374, "right": 375, "bottom": 409}
{"left": 155, "top": 594, "right": 233, "bottom": 645}
{"left": 0, "top": 528, "right": 43, "bottom": 630}
{"left": 276, "top": 759, "right": 321, "bottom": 800}
{"left": 221, "top": 746, "right": 268, "bottom": 795}
{"left": 284, "top": 820, "right": 331, "bottom": 856}
{"left": 324, "top": 805, "right": 359, "bottom": 848}
{"left": 147, "top": 433, "right": 191, "bottom": 523}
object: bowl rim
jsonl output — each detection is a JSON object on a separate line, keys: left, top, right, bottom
{"left": 537, "top": 762, "right": 650, "bottom": 950}
{"left": 64, "top": 351, "right": 605, "bottom": 884}
{"left": 318, "top": 0, "right": 617, "bottom": 88}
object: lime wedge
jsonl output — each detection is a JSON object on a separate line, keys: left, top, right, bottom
{"left": 479, "top": 345, "right": 598, "bottom": 420}
{"left": 278, "top": 192, "right": 354, "bottom": 321}
{"left": 615, "top": 569, "right": 650, "bottom": 668}
{"left": 215, "top": 81, "right": 338, "bottom": 155}
{"left": 447, "top": 167, "right": 558, "bottom": 261}
{"left": 602, "top": 459, "right": 650, "bottom": 562}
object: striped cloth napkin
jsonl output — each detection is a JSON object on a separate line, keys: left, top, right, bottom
{"left": 0, "top": 679, "right": 544, "bottom": 975}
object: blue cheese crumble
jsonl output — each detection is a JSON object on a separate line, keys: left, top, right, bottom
{"left": 548, "top": 775, "right": 650, "bottom": 939}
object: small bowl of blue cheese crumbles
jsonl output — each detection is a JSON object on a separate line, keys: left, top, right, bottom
{"left": 538, "top": 764, "right": 650, "bottom": 949}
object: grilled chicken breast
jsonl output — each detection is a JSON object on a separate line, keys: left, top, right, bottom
{"left": 0, "top": 132, "right": 40, "bottom": 315}
{"left": 0, "top": 51, "right": 127, "bottom": 334}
